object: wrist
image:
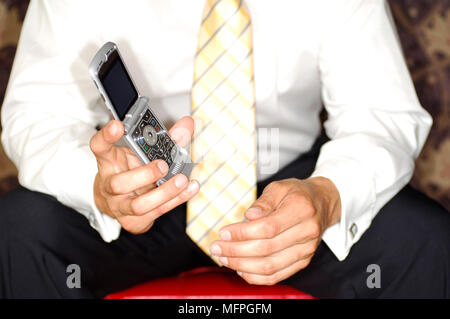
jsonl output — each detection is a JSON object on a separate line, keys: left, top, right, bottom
{"left": 307, "top": 176, "right": 342, "bottom": 230}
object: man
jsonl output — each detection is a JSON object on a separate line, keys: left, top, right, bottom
{"left": 1, "top": 0, "right": 449, "bottom": 298}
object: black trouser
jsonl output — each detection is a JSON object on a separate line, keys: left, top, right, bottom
{"left": 1, "top": 137, "right": 449, "bottom": 298}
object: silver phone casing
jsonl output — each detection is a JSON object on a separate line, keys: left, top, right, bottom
{"left": 89, "top": 42, "right": 193, "bottom": 185}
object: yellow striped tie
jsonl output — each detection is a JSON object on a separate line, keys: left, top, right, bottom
{"left": 187, "top": 0, "right": 257, "bottom": 264}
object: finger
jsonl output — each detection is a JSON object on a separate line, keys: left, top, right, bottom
{"left": 220, "top": 182, "right": 289, "bottom": 237}
{"left": 220, "top": 189, "right": 315, "bottom": 241}
{"left": 217, "top": 190, "right": 277, "bottom": 240}
{"left": 90, "top": 120, "right": 124, "bottom": 162}
{"left": 143, "top": 179, "right": 199, "bottom": 220}
{"left": 245, "top": 185, "right": 280, "bottom": 219}
{"left": 169, "top": 116, "right": 194, "bottom": 147}
{"left": 237, "top": 257, "right": 312, "bottom": 286}
{"left": 220, "top": 241, "right": 316, "bottom": 276}
{"left": 219, "top": 206, "right": 302, "bottom": 242}
{"left": 120, "top": 173, "right": 189, "bottom": 216}
{"left": 105, "top": 160, "right": 169, "bottom": 195}
{"left": 118, "top": 180, "right": 200, "bottom": 234}
{"left": 211, "top": 221, "right": 320, "bottom": 258}
{"left": 133, "top": 182, "right": 157, "bottom": 196}
{"left": 118, "top": 215, "right": 155, "bottom": 235}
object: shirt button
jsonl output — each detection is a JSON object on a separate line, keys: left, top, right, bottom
{"left": 350, "top": 223, "right": 358, "bottom": 239}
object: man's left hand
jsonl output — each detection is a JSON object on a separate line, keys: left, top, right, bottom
{"left": 210, "top": 177, "right": 341, "bottom": 285}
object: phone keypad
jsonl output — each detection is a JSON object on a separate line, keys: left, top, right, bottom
{"left": 132, "top": 110, "right": 175, "bottom": 167}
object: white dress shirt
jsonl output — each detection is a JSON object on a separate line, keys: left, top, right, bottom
{"left": 1, "top": 0, "right": 432, "bottom": 261}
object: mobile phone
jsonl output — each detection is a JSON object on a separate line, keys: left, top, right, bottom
{"left": 89, "top": 42, "right": 193, "bottom": 185}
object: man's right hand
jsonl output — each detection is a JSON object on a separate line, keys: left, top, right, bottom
{"left": 90, "top": 117, "right": 199, "bottom": 234}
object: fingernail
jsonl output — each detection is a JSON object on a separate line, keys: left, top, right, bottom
{"left": 219, "top": 257, "right": 228, "bottom": 266}
{"left": 237, "top": 271, "right": 243, "bottom": 276}
{"left": 175, "top": 175, "right": 188, "bottom": 188}
{"left": 187, "top": 181, "right": 199, "bottom": 193}
{"left": 210, "top": 244, "right": 221, "bottom": 256}
{"left": 109, "top": 122, "right": 117, "bottom": 135}
{"left": 219, "top": 230, "right": 231, "bottom": 241}
{"left": 158, "top": 161, "right": 168, "bottom": 174}
{"left": 246, "top": 207, "right": 262, "bottom": 217}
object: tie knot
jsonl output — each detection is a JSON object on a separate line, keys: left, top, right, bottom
{"left": 205, "top": 0, "right": 241, "bottom": 11}
{"left": 201, "top": 0, "right": 248, "bottom": 28}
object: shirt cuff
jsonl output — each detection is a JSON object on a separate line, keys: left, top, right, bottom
{"left": 88, "top": 202, "right": 122, "bottom": 243}
{"left": 56, "top": 144, "right": 122, "bottom": 242}
{"left": 84, "top": 147, "right": 122, "bottom": 242}
{"left": 311, "top": 157, "right": 376, "bottom": 261}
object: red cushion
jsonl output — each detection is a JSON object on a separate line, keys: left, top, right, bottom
{"left": 105, "top": 267, "right": 313, "bottom": 299}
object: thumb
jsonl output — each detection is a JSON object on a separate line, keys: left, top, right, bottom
{"left": 169, "top": 116, "right": 194, "bottom": 147}
{"left": 244, "top": 206, "right": 269, "bottom": 221}
{"left": 244, "top": 190, "right": 278, "bottom": 221}
{"left": 90, "top": 120, "right": 124, "bottom": 162}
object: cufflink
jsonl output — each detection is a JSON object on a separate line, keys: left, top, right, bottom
{"left": 350, "top": 223, "right": 358, "bottom": 239}
{"left": 88, "top": 213, "right": 99, "bottom": 229}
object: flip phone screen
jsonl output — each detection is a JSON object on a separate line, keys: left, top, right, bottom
{"left": 99, "top": 55, "right": 138, "bottom": 120}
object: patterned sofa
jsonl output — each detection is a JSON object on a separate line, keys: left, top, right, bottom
{"left": 0, "top": 0, "right": 449, "bottom": 212}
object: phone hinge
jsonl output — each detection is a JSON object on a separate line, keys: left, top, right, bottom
{"left": 123, "top": 97, "right": 148, "bottom": 133}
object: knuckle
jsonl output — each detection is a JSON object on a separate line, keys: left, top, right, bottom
{"left": 309, "top": 223, "right": 321, "bottom": 238}
{"left": 234, "top": 226, "right": 246, "bottom": 241}
{"left": 294, "top": 249, "right": 304, "bottom": 261}
{"left": 109, "top": 176, "right": 122, "bottom": 194}
{"left": 89, "top": 134, "right": 102, "bottom": 154}
{"left": 285, "top": 178, "right": 297, "bottom": 184}
{"left": 303, "top": 201, "right": 316, "bottom": 218}
{"left": 305, "top": 244, "right": 318, "bottom": 259}
{"left": 294, "top": 246, "right": 309, "bottom": 261}
{"left": 266, "top": 276, "right": 279, "bottom": 286}
{"left": 286, "top": 188, "right": 307, "bottom": 203}
{"left": 266, "top": 181, "right": 282, "bottom": 192}
{"left": 290, "top": 190, "right": 302, "bottom": 199}
{"left": 226, "top": 244, "right": 237, "bottom": 257}
{"left": 298, "top": 259, "right": 310, "bottom": 271}
{"left": 296, "top": 192, "right": 307, "bottom": 205}
{"left": 261, "top": 260, "right": 276, "bottom": 275}
{"left": 151, "top": 205, "right": 166, "bottom": 218}
{"left": 130, "top": 198, "right": 143, "bottom": 215}
{"left": 242, "top": 275, "right": 257, "bottom": 285}
{"left": 89, "top": 137, "right": 96, "bottom": 153}
{"left": 257, "top": 240, "right": 274, "bottom": 256}
{"left": 262, "top": 222, "right": 278, "bottom": 238}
